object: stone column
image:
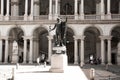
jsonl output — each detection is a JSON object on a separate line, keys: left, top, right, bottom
{"left": 9, "top": 39, "right": 13, "bottom": 63}
{"left": 74, "top": 0, "right": 78, "bottom": 20}
{"left": 49, "top": 0, "right": 53, "bottom": 20}
{"left": 5, "top": 0, "right": 10, "bottom": 20}
{"left": 73, "top": 36, "right": 79, "bottom": 64}
{"left": 96, "top": 0, "right": 100, "bottom": 15}
{"left": 107, "top": 36, "right": 112, "bottom": 65}
{"left": 29, "top": 37, "right": 33, "bottom": 63}
{"left": 100, "top": 0, "right": 105, "bottom": 19}
{"left": 53, "top": 1, "right": 55, "bottom": 15}
{"left": 0, "top": 0, "right": 4, "bottom": 20}
{"left": 34, "top": 0, "right": 39, "bottom": 16}
{"left": 29, "top": 0, "right": 34, "bottom": 20}
{"left": 11, "top": 0, "right": 19, "bottom": 16}
{"left": 80, "top": 36, "right": 85, "bottom": 67}
{"left": 54, "top": 0, "right": 58, "bottom": 19}
{"left": 80, "top": 0, "right": 84, "bottom": 20}
{"left": 107, "top": 0, "right": 111, "bottom": 19}
{"left": 0, "top": 39, "right": 3, "bottom": 62}
{"left": 99, "top": 36, "right": 105, "bottom": 65}
{"left": 4, "top": 38, "right": 9, "bottom": 63}
{"left": 23, "top": 37, "right": 27, "bottom": 63}
{"left": 47, "top": 36, "right": 53, "bottom": 63}
{"left": 24, "top": 0, "right": 28, "bottom": 20}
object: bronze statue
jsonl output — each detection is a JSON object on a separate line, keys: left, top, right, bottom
{"left": 49, "top": 17, "right": 67, "bottom": 46}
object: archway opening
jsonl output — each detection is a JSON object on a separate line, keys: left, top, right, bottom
{"left": 66, "top": 28, "right": 74, "bottom": 64}
{"left": 8, "top": 27, "right": 24, "bottom": 63}
{"left": 111, "top": 26, "right": 120, "bottom": 64}
{"left": 84, "top": 27, "right": 100, "bottom": 64}
{"left": 33, "top": 27, "right": 48, "bottom": 63}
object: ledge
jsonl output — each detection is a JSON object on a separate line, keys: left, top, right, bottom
{"left": 0, "top": 20, "right": 119, "bottom": 25}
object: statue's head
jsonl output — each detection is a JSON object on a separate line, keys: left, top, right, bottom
{"left": 57, "top": 17, "right": 62, "bottom": 22}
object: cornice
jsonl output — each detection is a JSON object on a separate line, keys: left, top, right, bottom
{"left": 0, "top": 20, "right": 119, "bottom": 25}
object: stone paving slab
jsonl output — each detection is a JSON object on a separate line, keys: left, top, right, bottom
{"left": 0, "top": 65, "right": 88, "bottom": 80}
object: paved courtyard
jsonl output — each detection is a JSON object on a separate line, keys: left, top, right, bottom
{"left": 0, "top": 64, "right": 88, "bottom": 80}
{"left": 82, "top": 64, "right": 120, "bottom": 80}
{"left": 0, "top": 64, "right": 120, "bottom": 80}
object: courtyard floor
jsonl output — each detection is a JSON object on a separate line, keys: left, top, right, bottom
{"left": 0, "top": 64, "right": 88, "bottom": 80}
{"left": 0, "top": 64, "right": 120, "bottom": 80}
{"left": 82, "top": 64, "right": 120, "bottom": 80}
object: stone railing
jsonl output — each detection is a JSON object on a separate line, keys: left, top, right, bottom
{"left": 111, "top": 14, "right": 120, "bottom": 20}
{"left": 0, "top": 14, "right": 120, "bottom": 21}
{"left": 33, "top": 15, "right": 48, "bottom": 20}
{"left": 84, "top": 15, "right": 101, "bottom": 20}
{"left": 9, "top": 16, "right": 24, "bottom": 21}
{"left": 59, "top": 15, "right": 74, "bottom": 20}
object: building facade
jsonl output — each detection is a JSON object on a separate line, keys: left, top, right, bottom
{"left": 0, "top": 0, "right": 120, "bottom": 66}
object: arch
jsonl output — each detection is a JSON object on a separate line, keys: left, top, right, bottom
{"left": 7, "top": 26, "right": 24, "bottom": 63}
{"left": 7, "top": 25, "right": 25, "bottom": 36}
{"left": 83, "top": 25, "right": 103, "bottom": 36}
{"left": 68, "top": 25, "right": 76, "bottom": 35}
{"left": 33, "top": 27, "right": 48, "bottom": 63}
{"left": 32, "top": 25, "right": 48, "bottom": 36}
{"left": 109, "top": 24, "right": 120, "bottom": 36}
{"left": 84, "top": 26, "right": 101, "bottom": 64}
{"left": 110, "top": 25, "right": 120, "bottom": 64}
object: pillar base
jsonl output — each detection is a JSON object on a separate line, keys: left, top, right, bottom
{"left": 28, "top": 61, "right": 33, "bottom": 64}
{"left": 74, "top": 61, "right": 78, "bottom": 64}
{"left": 80, "top": 14, "right": 84, "bottom": 20}
{"left": 12, "top": 54, "right": 18, "bottom": 64}
{"left": 0, "top": 15, "right": 3, "bottom": 21}
{"left": 101, "top": 62, "right": 105, "bottom": 65}
{"left": 49, "top": 14, "right": 53, "bottom": 20}
{"left": 74, "top": 14, "right": 78, "bottom": 20}
{"left": 107, "top": 62, "right": 112, "bottom": 65}
{"left": 54, "top": 14, "right": 58, "bottom": 20}
{"left": 4, "top": 15, "right": 9, "bottom": 21}
{"left": 107, "top": 13, "right": 111, "bottom": 19}
{"left": 80, "top": 61, "right": 84, "bottom": 67}
{"left": 101, "top": 14, "right": 105, "bottom": 20}
{"left": 29, "top": 15, "right": 33, "bottom": 21}
{"left": 22, "top": 61, "right": 26, "bottom": 64}
{"left": 24, "top": 14, "right": 28, "bottom": 21}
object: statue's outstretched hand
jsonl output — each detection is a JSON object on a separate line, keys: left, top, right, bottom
{"left": 49, "top": 26, "right": 52, "bottom": 32}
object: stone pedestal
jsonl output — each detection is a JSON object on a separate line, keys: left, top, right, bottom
{"left": 49, "top": 54, "right": 67, "bottom": 72}
{"left": 49, "top": 46, "right": 68, "bottom": 73}
{"left": 12, "top": 54, "right": 18, "bottom": 63}
{"left": 12, "top": 41, "right": 18, "bottom": 63}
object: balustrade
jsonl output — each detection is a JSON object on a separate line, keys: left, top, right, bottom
{"left": 0, "top": 14, "right": 120, "bottom": 21}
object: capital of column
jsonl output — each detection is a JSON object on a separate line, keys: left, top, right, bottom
{"left": 73, "top": 35, "right": 85, "bottom": 40}
{"left": 34, "top": 1, "right": 39, "bottom": 5}
{"left": 79, "top": 36, "right": 85, "bottom": 40}
{"left": 11, "top": 2, "right": 19, "bottom": 6}
{"left": 22, "top": 36, "right": 33, "bottom": 40}
{"left": 73, "top": 35, "right": 79, "bottom": 40}
{"left": 106, "top": 36, "right": 112, "bottom": 40}
{"left": 99, "top": 36, "right": 106, "bottom": 40}
{"left": 0, "top": 36, "right": 9, "bottom": 40}
{"left": 47, "top": 35, "right": 53, "bottom": 40}
{"left": 99, "top": 36, "right": 112, "bottom": 40}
